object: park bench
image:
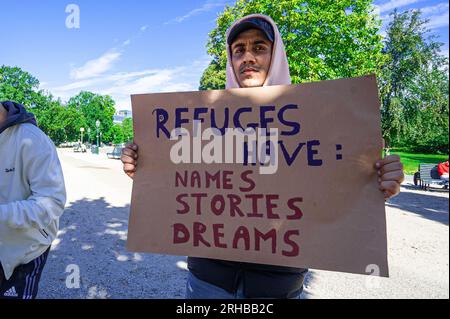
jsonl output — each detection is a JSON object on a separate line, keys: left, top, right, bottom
{"left": 107, "top": 146, "right": 123, "bottom": 159}
{"left": 414, "top": 163, "right": 449, "bottom": 190}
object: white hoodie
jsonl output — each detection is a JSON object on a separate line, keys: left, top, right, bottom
{"left": 0, "top": 121, "right": 66, "bottom": 280}
{"left": 225, "top": 14, "right": 291, "bottom": 89}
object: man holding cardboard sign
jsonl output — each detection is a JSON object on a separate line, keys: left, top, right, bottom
{"left": 122, "top": 14, "right": 404, "bottom": 299}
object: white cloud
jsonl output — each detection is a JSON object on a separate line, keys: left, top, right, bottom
{"left": 372, "top": 4, "right": 381, "bottom": 16}
{"left": 378, "top": 1, "right": 449, "bottom": 36}
{"left": 418, "top": 2, "right": 449, "bottom": 15}
{"left": 380, "top": 14, "right": 393, "bottom": 26}
{"left": 425, "top": 11, "right": 449, "bottom": 29}
{"left": 377, "top": 0, "right": 425, "bottom": 13}
{"left": 52, "top": 78, "right": 104, "bottom": 93}
{"left": 416, "top": 3, "right": 450, "bottom": 30}
{"left": 101, "top": 68, "right": 183, "bottom": 96}
{"left": 43, "top": 1, "right": 223, "bottom": 109}
{"left": 46, "top": 57, "right": 211, "bottom": 110}
{"left": 70, "top": 50, "right": 122, "bottom": 80}
{"left": 166, "top": 0, "right": 225, "bottom": 24}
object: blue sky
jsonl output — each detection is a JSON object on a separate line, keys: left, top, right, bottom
{"left": 0, "top": 0, "right": 448, "bottom": 111}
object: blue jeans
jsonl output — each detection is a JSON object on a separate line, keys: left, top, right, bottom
{"left": 185, "top": 272, "right": 302, "bottom": 299}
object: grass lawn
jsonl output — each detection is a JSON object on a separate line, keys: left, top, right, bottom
{"left": 391, "top": 151, "right": 448, "bottom": 175}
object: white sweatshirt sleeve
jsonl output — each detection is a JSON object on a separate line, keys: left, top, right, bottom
{"left": 0, "top": 128, "right": 66, "bottom": 229}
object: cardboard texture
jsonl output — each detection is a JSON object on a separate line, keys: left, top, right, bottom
{"left": 127, "top": 75, "right": 388, "bottom": 277}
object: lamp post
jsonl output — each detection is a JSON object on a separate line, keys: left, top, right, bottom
{"left": 80, "top": 127, "right": 84, "bottom": 145}
{"left": 87, "top": 127, "right": 91, "bottom": 145}
{"left": 95, "top": 120, "right": 100, "bottom": 146}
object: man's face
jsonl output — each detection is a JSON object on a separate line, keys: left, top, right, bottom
{"left": 231, "top": 28, "right": 273, "bottom": 88}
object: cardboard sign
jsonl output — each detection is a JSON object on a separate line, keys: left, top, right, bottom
{"left": 127, "top": 75, "right": 388, "bottom": 277}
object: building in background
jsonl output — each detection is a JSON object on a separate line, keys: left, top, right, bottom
{"left": 113, "top": 110, "right": 132, "bottom": 124}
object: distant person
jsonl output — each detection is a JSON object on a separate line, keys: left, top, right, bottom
{"left": 0, "top": 101, "right": 66, "bottom": 299}
{"left": 437, "top": 159, "right": 449, "bottom": 182}
{"left": 121, "top": 14, "right": 405, "bottom": 299}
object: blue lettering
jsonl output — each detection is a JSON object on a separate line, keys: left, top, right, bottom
{"left": 154, "top": 108, "right": 170, "bottom": 138}
{"left": 279, "top": 141, "right": 306, "bottom": 166}
{"left": 307, "top": 140, "right": 322, "bottom": 166}
{"left": 278, "top": 104, "right": 300, "bottom": 136}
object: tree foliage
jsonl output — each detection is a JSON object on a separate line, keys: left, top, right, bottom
{"left": 121, "top": 117, "right": 134, "bottom": 144}
{"left": 0, "top": 65, "right": 40, "bottom": 107}
{"left": 66, "top": 91, "right": 116, "bottom": 144}
{"left": 200, "top": 0, "right": 384, "bottom": 89}
{"left": 200, "top": 1, "right": 448, "bottom": 154}
{"left": 379, "top": 10, "right": 449, "bottom": 153}
{"left": 0, "top": 65, "right": 128, "bottom": 146}
{"left": 1, "top": 2, "right": 448, "bottom": 154}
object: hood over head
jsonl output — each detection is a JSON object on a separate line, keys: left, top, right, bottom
{"left": 0, "top": 101, "right": 37, "bottom": 134}
{"left": 225, "top": 14, "right": 291, "bottom": 89}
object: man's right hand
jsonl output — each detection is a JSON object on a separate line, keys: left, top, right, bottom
{"left": 121, "top": 143, "right": 139, "bottom": 179}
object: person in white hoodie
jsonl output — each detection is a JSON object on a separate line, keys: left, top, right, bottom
{"left": 121, "top": 14, "right": 404, "bottom": 298}
{"left": 0, "top": 101, "right": 66, "bottom": 299}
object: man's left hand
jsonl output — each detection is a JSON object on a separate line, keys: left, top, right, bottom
{"left": 375, "top": 154, "right": 405, "bottom": 200}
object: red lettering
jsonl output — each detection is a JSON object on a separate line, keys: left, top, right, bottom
{"left": 205, "top": 171, "right": 221, "bottom": 189}
{"left": 245, "top": 194, "right": 264, "bottom": 218}
{"left": 175, "top": 171, "right": 188, "bottom": 187}
{"left": 232, "top": 226, "right": 250, "bottom": 250}
{"left": 176, "top": 194, "right": 189, "bottom": 214}
{"left": 191, "top": 171, "right": 201, "bottom": 187}
{"left": 223, "top": 170, "right": 233, "bottom": 189}
{"left": 287, "top": 198, "right": 303, "bottom": 220}
{"left": 266, "top": 195, "right": 280, "bottom": 219}
{"left": 173, "top": 223, "right": 190, "bottom": 244}
{"left": 191, "top": 193, "right": 207, "bottom": 215}
{"left": 227, "top": 194, "right": 245, "bottom": 217}
{"left": 211, "top": 195, "right": 225, "bottom": 216}
{"left": 212, "top": 224, "right": 227, "bottom": 248}
{"left": 239, "top": 170, "right": 255, "bottom": 192}
{"left": 193, "top": 222, "right": 211, "bottom": 247}
{"left": 254, "top": 228, "right": 277, "bottom": 254}
{"left": 282, "top": 230, "right": 300, "bottom": 257}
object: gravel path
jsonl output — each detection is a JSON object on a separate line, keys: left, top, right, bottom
{"left": 302, "top": 176, "right": 449, "bottom": 299}
{"left": 39, "top": 149, "right": 188, "bottom": 298}
{"left": 38, "top": 149, "right": 449, "bottom": 299}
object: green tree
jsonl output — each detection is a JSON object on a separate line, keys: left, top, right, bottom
{"left": 111, "top": 124, "right": 125, "bottom": 144}
{"left": 0, "top": 65, "right": 40, "bottom": 107}
{"left": 32, "top": 94, "right": 67, "bottom": 144}
{"left": 0, "top": 66, "right": 75, "bottom": 144}
{"left": 63, "top": 104, "right": 88, "bottom": 143}
{"left": 30, "top": 91, "right": 88, "bottom": 145}
{"left": 379, "top": 10, "right": 449, "bottom": 153}
{"left": 67, "top": 91, "right": 116, "bottom": 145}
{"left": 121, "top": 117, "right": 134, "bottom": 143}
{"left": 399, "top": 63, "right": 449, "bottom": 153}
{"left": 0, "top": 66, "right": 117, "bottom": 146}
{"left": 200, "top": 0, "right": 384, "bottom": 89}
{"left": 199, "top": 61, "right": 227, "bottom": 90}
